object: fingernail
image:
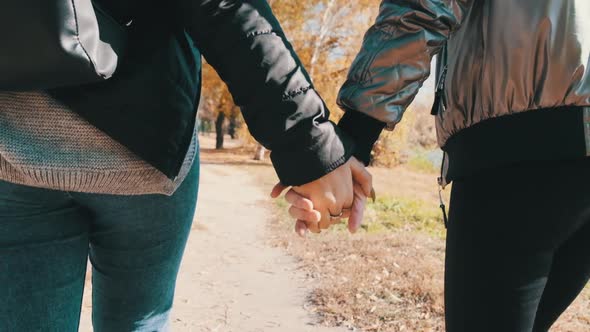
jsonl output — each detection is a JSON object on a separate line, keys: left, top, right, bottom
{"left": 370, "top": 188, "right": 376, "bottom": 203}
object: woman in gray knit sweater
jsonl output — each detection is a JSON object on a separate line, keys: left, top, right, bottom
{"left": 0, "top": 1, "right": 372, "bottom": 331}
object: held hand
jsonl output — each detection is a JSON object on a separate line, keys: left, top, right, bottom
{"left": 270, "top": 157, "right": 374, "bottom": 236}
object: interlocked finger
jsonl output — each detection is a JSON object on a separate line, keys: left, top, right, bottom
{"left": 330, "top": 208, "right": 351, "bottom": 225}
{"left": 341, "top": 208, "right": 352, "bottom": 219}
{"left": 288, "top": 206, "right": 321, "bottom": 223}
{"left": 306, "top": 220, "right": 321, "bottom": 233}
{"left": 348, "top": 183, "right": 368, "bottom": 233}
{"left": 318, "top": 220, "right": 331, "bottom": 230}
{"left": 295, "top": 220, "right": 308, "bottom": 237}
{"left": 285, "top": 189, "right": 314, "bottom": 210}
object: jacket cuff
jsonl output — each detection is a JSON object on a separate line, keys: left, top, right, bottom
{"left": 337, "top": 110, "right": 385, "bottom": 165}
{"left": 270, "top": 122, "right": 356, "bottom": 186}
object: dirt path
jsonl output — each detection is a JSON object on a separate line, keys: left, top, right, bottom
{"left": 79, "top": 162, "right": 346, "bottom": 332}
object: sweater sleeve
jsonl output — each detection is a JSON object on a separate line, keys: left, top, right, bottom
{"left": 181, "top": 0, "right": 355, "bottom": 185}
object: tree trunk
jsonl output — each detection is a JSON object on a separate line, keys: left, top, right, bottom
{"left": 309, "top": 0, "right": 337, "bottom": 77}
{"left": 228, "top": 113, "right": 237, "bottom": 139}
{"left": 215, "top": 112, "right": 225, "bottom": 149}
{"left": 253, "top": 144, "right": 266, "bottom": 161}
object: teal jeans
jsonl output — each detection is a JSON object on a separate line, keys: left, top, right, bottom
{"left": 0, "top": 160, "right": 199, "bottom": 332}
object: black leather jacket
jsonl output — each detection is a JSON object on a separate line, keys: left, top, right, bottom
{"left": 52, "top": 0, "right": 354, "bottom": 186}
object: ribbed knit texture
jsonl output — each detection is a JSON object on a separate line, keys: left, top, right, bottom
{"left": 0, "top": 91, "right": 197, "bottom": 196}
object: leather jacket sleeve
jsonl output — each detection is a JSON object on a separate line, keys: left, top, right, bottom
{"left": 181, "top": 0, "right": 355, "bottom": 186}
{"left": 337, "top": 0, "right": 473, "bottom": 165}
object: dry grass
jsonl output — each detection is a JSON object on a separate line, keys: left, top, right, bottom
{"left": 272, "top": 224, "right": 446, "bottom": 331}
{"left": 268, "top": 211, "right": 590, "bottom": 332}
{"left": 200, "top": 137, "right": 590, "bottom": 332}
{"left": 553, "top": 285, "right": 590, "bottom": 331}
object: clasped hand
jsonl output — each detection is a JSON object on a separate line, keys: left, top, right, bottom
{"left": 270, "top": 157, "right": 374, "bottom": 236}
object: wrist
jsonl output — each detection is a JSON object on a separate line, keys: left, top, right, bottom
{"left": 337, "top": 110, "right": 385, "bottom": 165}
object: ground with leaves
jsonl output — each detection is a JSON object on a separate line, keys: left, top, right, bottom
{"left": 235, "top": 138, "right": 590, "bottom": 332}
{"left": 79, "top": 136, "right": 590, "bottom": 331}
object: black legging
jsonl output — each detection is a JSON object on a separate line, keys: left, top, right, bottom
{"left": 445, "top": 158, "right": 590, "bottom": 332}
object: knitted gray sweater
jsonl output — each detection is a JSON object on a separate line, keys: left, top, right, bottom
{"left": 0, "top": 91, "right": 197, "bottom": 196}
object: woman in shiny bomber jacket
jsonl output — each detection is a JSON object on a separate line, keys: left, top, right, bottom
{"left": 335, "top": 0, "right": 590, "bottom": 331}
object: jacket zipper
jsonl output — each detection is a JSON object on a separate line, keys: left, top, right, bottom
{"left": 432, "top": 45, "right": 449, "bottom": 227}
{"left": 438, "top": 152, "right": 448, "bottom": 228}
{"left": 430, "top": 64, "right": 448, "bottom": 116}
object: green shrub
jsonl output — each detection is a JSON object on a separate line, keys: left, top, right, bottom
{"left": 363, "top": 196, "right": 446, "bottom": 238}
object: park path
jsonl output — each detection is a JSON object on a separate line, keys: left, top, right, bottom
{"left": 79, "top": 161, "right": 346, "bottom": 332}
